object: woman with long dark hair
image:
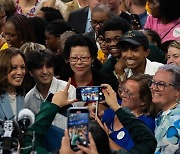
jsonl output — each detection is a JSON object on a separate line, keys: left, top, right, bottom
{"left": 0, "top": 48, "right": 26, "bottom": 120}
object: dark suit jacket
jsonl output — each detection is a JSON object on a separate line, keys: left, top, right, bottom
{"left": 68, "top": 6, "right": 89, "bottom": 34}
{"left": 85, "top": 30, "right": 96, "bottom": 41}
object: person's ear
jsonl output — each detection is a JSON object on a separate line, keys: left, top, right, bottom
{"left": 144, "top": 49, "right": 150, "bottom": 58}
{"left": 175, "top": 89, "right": 180, "bottom": 99}
{"left": 141, "top": 100, "right": 145, "bottom": 106}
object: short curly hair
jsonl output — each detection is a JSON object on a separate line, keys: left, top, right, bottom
{"left": 101, "top": 17, "right": 132, "bottom": 36}
{"left": 63, "top": 34, "right": 98, "bottom": 61}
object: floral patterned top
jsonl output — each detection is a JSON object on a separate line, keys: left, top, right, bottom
{"left": 155, "top": 103, "right": 180, "bottom": 154}
{"left": 15, "top": 0, "right": 41, "bottom": 17}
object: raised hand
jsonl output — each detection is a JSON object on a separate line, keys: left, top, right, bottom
{"left": 52, "top": 78, "right": 77, "bottom": 107}
{"left": 101, "top": 84, "right": 121, "bottom": 111}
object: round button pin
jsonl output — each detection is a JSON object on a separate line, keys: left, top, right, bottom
{"left": 117, "top": 131, "right": 125, "bottom": 140}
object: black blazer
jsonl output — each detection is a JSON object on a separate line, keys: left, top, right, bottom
{"left": 85, "top": 30, "right": 96, "bottom": 40}
{"left": 68, "top": 6, "right": 89, "bottom": 34}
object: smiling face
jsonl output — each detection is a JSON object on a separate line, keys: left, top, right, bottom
{"left": 167, "top": 47, "right": 180, "bottom": 66}
{"left": 7, "top": 54, "right": 26, "bottom": 90}
{"left": 150, "top": 70, "right": 179, "bottom": 111}
{"left": 30, "top": 64, "right": 54, "bottom": 87}
{"left": 3, "top": 21, "right": 22, "bottom": 48}
{"left": 104, "top": 30, "right": 122, "bottom": 58}
{"left": 121, "top": 42, "right": 149, "bottom": 72}
{"left": 121, "top": 80, "right": 144, "bottom": 114}
{"left": 69, "top": 46, "right": 93, "bottom": 77}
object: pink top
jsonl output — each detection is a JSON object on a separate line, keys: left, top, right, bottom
{"left": 15, "top": 0, "right": 41, "bottom": 17}
{"left": 144, "top": 15, "right": 180, "bottom": 43}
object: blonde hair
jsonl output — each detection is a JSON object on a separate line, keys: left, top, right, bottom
{"left": 168, "top": 40, "right": 180, "bottom": 50}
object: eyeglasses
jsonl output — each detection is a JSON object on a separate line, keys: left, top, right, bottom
{"left": 96, "top": 36, "right": 105, "bottom": 43}
{"left": 118, "top": 86, "right": 133, "bottom": 98}
{"left": 105, "top": 36, "right": 121, "bottom": 44}
{"left": 69, "top": 56, "right": 91, "bottom": 62}
{"left": 91, "top": 20, "right": 105, "bottom": 26}
{"left": 148, "top": 80, "right": 175, "bottom": 91}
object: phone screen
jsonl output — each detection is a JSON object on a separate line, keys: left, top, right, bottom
{"left": 76, "top": 86, "right": 105, "bottom": 102}
{"left": 67, "top": 107, "right": 89, "bottom": 151}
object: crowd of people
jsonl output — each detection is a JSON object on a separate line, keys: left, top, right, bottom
{"left": 0, "top": 0, "right": 179, "bottom": 153}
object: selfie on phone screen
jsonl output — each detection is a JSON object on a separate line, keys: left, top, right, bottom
{"left": 67, "top": 107, "right": 89, "bottom": 151}
{"left": 76, "top": 86, "right": 105, "bottom": 102}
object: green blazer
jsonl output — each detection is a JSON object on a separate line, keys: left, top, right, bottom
{"left": 22, "top": 102, "right": 59, "bottom": 154}
{"left": 22, "top": 103, "right": 157, "bottom": 154}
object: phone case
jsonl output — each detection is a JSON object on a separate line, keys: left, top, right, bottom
{"left": 67, "top": 107, "right": 89, "bottom": 151}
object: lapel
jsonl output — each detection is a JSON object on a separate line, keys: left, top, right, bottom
{"left": 77, "top": 7, "right": 89, "bottom": 33}
{"left": 0, "top": 93, "right": 24, "bottom": 120}
{"left": 0, "top": 93, "right": 14, "bottom": 120}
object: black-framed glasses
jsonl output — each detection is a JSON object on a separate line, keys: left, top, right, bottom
{"left": 118, "top": 86, "right": 133, "bottom": 98}
{"left": 96, "top": 35, "right": 105, "bottom": 43}
{"left": 148, "top": 80, "right": 175, "bottom": 91}
{"left": 69, "top": 56, "right": 91, "bottom": 62}
{"left": 91, "top": 20, "right": 105, "bottom": 26}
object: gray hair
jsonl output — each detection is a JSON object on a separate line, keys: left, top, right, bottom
{"left": 20, "top": 42, "right": 46, "bottom": 54}
{"left": 158, "top": 64, "right": 180, "bottom": 89}
{"left": 91, "top": 4, "right": 114, "bottom": 19}
{"left": 168, "top": 40, "right": 180, "bottom": 50}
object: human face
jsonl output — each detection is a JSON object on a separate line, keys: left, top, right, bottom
{"left": 7, "top": 54, "right": 26, "bottom": 89}
{"left": 120, "top": 80, "right": 144, "bottom": 114}
{"left": 150, "top": 70, "right": 179, "bottom": 111}
{"left": 121, "top": 43, "right": 149, "bottom": 72}
{"left": 151, "top": 0, "right": 160, "bottom": 18}
{"left": 104, "top": 30, "right": 122, "bottom": 58}
{"left": 91, "top": 11, "right": 110, "bottom": 35}
{"left": 30, "top": 64, "right": 54, "bottom": 86}
{"left": 69, "top": 46, "right": 93, "bottom": 77}
{"left": 45, "top": 31, "right": 60, "bottom": 53}
{"left": 3, "top": 21, "right": 22, "bottom": 48}
{"left": 167, "top": 47, "right": 180, "bottom": 66}
{"left": 97, "top": 35, "right": 108, "bottom": 55}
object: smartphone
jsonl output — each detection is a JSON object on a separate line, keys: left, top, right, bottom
{"left": 76, "top": 86, "right": 105, "bottom": 102}
{"left": 131, "top": 14, "right": 142, "bottom": 29}
{"left": 67, "top": 107, "right": 90, "bottom": 151}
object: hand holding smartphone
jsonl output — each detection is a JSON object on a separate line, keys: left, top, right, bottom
{"left": 67, "top": 107, "right": 90, "bottom": 151}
